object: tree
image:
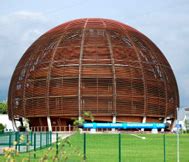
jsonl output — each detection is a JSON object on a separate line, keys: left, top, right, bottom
{"left": 0, "top": 101, "right": 8, "bottom": 114}
{"left": 0, "top": 123, "right": 5, "bottom": 132}
{"left": 185, "top": 119, "right": 189, "bottom": 131}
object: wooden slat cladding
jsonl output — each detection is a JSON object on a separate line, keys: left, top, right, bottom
{"left": 8, "top": 18, "right": 179, "bottom": 127}
{"left": 49, "top": 97, "right": 78, "bottom": 115}
{"left": 82, "top": 66, "right": 112, "bottom": 78}
{"left": 25, "top": 98, "right": 47, "bottom": 116}
{"left": 50, "top": 78, "right": 78, "bottom": 96}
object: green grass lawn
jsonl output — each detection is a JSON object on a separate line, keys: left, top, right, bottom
{"left": 0, "top": 133, "right": 189, "bottom": 162}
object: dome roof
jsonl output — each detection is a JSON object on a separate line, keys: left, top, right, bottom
{"left": 8, "top": 18, "right": 179, "bottom": 122}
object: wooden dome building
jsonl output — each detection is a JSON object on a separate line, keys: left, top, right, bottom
{"left": 8, "top": 18, "right": 179, "bottom": 131}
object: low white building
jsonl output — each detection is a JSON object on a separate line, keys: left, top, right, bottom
{"left": 183, "top": 108, "right": 189, "bottom": 130}
{"left": 0, "top": 114, "right": 13, "bottom": 132}
{"left": 176, "top": 107, "right": 189, "bottom": 131}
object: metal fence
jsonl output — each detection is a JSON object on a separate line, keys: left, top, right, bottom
{"left": 0, "top": 131, "right": 52, "bottom": 154}
{"left": 0, "top": 131, "right": 189, "bottom": 162}
{"left": 81, "top": 132, "right": 189, "bottom": 162}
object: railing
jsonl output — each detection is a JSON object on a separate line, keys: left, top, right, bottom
{"left": 1, "top": 131, "right": 189, "bottom": 161}
{"left": 0, "top": 131, "right": 52, "bottom": 154}
{"left": 30, "top": 126, "right": 77, "bottom": 132}
{"left": 30, "top": 126, "right": 124, "bottom": 132}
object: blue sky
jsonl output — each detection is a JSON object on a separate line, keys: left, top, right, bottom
{"left": 0, "top": 0, "right": 189, "bottom": 107}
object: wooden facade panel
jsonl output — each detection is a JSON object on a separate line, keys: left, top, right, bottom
{"left": 14, "top": 89, "right": 23, "bottom": 97}
{"left": 83, "top": 46, "right": 97, "bottom": 59}
{"left": 132, "top": 79, "right": 144, "bottom": 96}
{"left": 132, "top": 97, "right": 144, "bottom": 114}
{"left": 146, "top": 97, "right": 165, "bottom": 116}
{"left": 82, "top": 97, "right": 98, "bottom": 113}
{"left": 115, "top": 66, "right": 131, "bottom": 78}
{"left": 82, "top": 66, "right": 112, "bottom": 78}
{"left": 29, "top": 68, "right": 48, "bottom": 79}
{"left": 25, "top": 98, "right": 47, "bottom": 116}
{"left": 62, "top": 97, "right": 78, "bottom": 114}
{"left": 116, "top": 96, "right": 132, "bottom": 114}
{"left": 13, "top": 99, "right": 23, "bottom": 116}
{"left": 63, "top": 67, "right": 79, "bottom": 77}
{"left": 96, "top": 47, "right": 110, "bottom": 59}
{"left": 130, "top": 67, "right": 143, "bottom": 79}
{"left": 147, "top": 81, "right": 165, "bottom": 98}
{"left": 8, "top": 18, "right": 179, "bottom": 127}
{"left": 117, "top": 116, "right": 142, "bottom": 122}
{"left": 49, "top": 78, "right": 78, "bottom": 96}
{"left": 51, "top": 67, "right": 64, "bottom": 77}
{"left": 117, "top": 79, "right": 131, "bottom": 96}
{"left": 31, "top": 80, "right": 47, "bottom": 97}
{"left": 49, "top": 97, "right": 64, "bottom": 115}
{"left": 98, "top": 97, "right": 112, "bottom": 113}
{"left": 81, "top": 78, "right": 113, "bottom": 96}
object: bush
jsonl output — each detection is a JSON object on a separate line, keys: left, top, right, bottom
{"left": 186, "top": 130, "right": 189, "bottom": 134}
{"left": 0, "top": 123, "right": 5, "bottom": 132}
{"left": 0, "top": 101, "right": 7, "bottom": 114}
{"left": 18, "top": 125, "right": 26, "bottom": 132}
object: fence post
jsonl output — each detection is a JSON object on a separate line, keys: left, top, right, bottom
{"left": 48, "top": 131, "right": 50, "bottom": 145}
{"left": 30, "top": 132, "right": 33, "bottom": 145}
{"left": 177, "top": 131, "right": 180, "bottom": 162}
{"left": 34, "top": 132, "right": 36, "bottom": 158}
{"left": 26, "top": 133, "right": 29, "bottom": 152}
{"left": 84, "top": 133, "right": 86, "bottom": 160}
{"left": 15, "top": 132, "right": 18, "bottom": 151}
{"left": 40, "top": 132, "right": 42, "bottom": 149}
{"left": 9, "top": 133, "right": 12, "bottom": 148}
{"left": 50, "top": 131, "right": 52, "bottom": 145}
{"left": 47, "top": 132, "right": 49, "bottom": 146}
{"left": 46, "top": 131, "right": 48, "bottom": 146}
{"left": 119, "top": 133, "right": 121, "bottom": 162}
{"left": 18, "top": 133, "right": 20, "bottom": 152}
{"left": 176, "top": 107, "right": 180, "bottom": 162}
{"left": 56, "top": 133, "right": 58, "bottom": 157}
{"left": 163, "top": 133, "right": 166, "bottom": 162}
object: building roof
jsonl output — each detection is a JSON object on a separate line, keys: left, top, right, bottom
{"left": 185, "top": 108, "right": 189, "bottom": 111}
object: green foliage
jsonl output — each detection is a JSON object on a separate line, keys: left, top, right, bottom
{"left": 0, "top": 123, "right": 5, "bottom": 131}
{"left": 185, "top": 119, "right": 189, "bottom": 131}
{"left": 83, "top": 111, "right": 94, "bottom": 122}
{"left": 18, "top": 125, "right": 26, "bottom": 132}
{"left": 73, "top": 118, "right": 85, "bottom": 126}
{"left": 50, "top": 135, "right": 83, "bottom": 161}
{"left": 183, "top": 130, "right": 189, "bottom": 134}
{"left": 73, "top": 111, "right": 94, "bottom": 128}
{"left": 0, "top": 101, "right": 8, "bottom": 114}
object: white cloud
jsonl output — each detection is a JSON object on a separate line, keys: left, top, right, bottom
{"left": 126, "top": 3, "right": 189, "bottom": 107}
{"left": 13, "top": 11, "right": 47, "bottom": 21}
{"left": 0, "top": 1, "right": 189, "bottom": 107}
{"left": 182, "top": 76, "right": 189, "bottom": 97}
{"left": 0, "top": 11, "right": 47, "bottom": 23}
{"left": 0, "top": 11, "right": 51, "bottom": 100}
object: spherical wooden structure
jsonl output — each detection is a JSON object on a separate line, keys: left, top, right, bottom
{"left": 8, "top": 18, "right": 179, "bottom": 131}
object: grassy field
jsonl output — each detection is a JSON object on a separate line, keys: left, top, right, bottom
{"left": 0, "top": 133, "right": 189, "bottom": 162}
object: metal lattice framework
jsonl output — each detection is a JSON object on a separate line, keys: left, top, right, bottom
{"left": 8, "top": 18, "right": 179, "bottom": 130}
